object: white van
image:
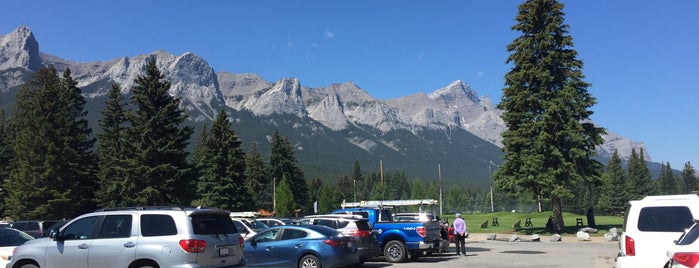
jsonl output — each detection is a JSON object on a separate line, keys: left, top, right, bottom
{"left": 615, "top": 194, "right": 699, "bottom": 268}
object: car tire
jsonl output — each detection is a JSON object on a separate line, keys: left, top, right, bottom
{"left": 19, "top": 264, "right": 39, "bottom": 268}
{"left": 299, "top": 254, "right": 321, "bottom": 268}
{"left": 383, "top": 240, "right": 407, "bottom": 263}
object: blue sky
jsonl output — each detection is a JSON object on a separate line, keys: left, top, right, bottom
{"left": 3, "top": 0, "right": 698, "bottom": 170}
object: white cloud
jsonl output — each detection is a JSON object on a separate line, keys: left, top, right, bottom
{"left": 324, "top": 28, "right": 334, "bottom": 39}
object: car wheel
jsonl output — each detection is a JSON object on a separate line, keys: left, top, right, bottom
{"left": 299, "top": 254, "right": 321, "bottom": 268}
{"left": 19, "top": 264, "right": 39, "bottom": 268}
{"left": 383, "top": 240, "right": 407, "bottom": 263}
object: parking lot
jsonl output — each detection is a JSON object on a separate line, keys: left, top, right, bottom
{"left": 362, "top": 236, "right": 618, "bottom": 268}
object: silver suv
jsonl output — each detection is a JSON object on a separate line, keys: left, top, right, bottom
{"left": 6, "top": 206, "right": 245, "bottom": 268}
{"left": 306, "top": 214, "right": 380, "bottom": 264}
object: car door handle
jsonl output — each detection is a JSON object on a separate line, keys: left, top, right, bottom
{"left": 123, "top": 241, "right": 135, "bottom": 248}
{"left": 78, "top": 243, "right": 89, "bottom": 249}
{"left": 265, "top": 247, "right": 273, "bottom": 251}
{"left": 294, "top": 244, "right": 303, "bottom": 248}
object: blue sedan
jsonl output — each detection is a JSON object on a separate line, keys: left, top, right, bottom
{"left": 244, "top": 225, "right": 359, "bottom": 268}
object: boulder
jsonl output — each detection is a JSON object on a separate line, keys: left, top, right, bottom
{"left": 577, "top": 231, "right": 591, "bottom": 241}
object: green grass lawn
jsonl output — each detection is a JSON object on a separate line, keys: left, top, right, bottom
{"left": 442, "top": 211, "right": 623, "bottom": 236}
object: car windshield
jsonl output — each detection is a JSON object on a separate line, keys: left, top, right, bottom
{"left": 0, "top": 228, "right": 34, "bottom": 247}
{"left": 244, "top": 220, "right": 269, "bottom": 231}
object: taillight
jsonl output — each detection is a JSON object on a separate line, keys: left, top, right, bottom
{"left": 349, "top": 230, "right": 372, "bottom": 237}
{"left": 673, "top": 252, "right": 699, "bottom": 268}
{"left": 416, "top": 226, "right": 426, "bottom": 237}
{"left": 323, "top": 239, "right": 338, "bottom": 247}
{"left": 624, "top": 236, "right": 635, "bottom": 256}
{"left": 179, "top": 239, "right": 207, "bottom": 253}
{"left": 239, "top": 236, "right": 245, "bottom": 250}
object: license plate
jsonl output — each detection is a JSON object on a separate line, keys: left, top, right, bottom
{"left": 219, "top": 247, "right": 229, "bottom": 256}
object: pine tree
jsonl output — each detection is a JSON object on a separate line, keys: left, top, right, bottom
{"left": 597, "top": 150, "right": 627, "bottom": 215}
{"left": 244, "top": 142, "right": 270, "bottom": 210}
{"left": 681, "top": 162, "right": 697, "bottom": 194}
{"left": 269, "top": 130, "right": 308, "bottom": 210}
{"left": 96, "top": 83, "right": 128, "bottom": 207}
{"left": 625, "top": 148, "right": 654, "bottom": 199}
{"left": 122, "top": 57, "right": 194, "bottom": 206}
{"left": 318, "top": 182, "right": 335, "bottom": 214}
{"left": 192, "top": 109, "right": 251, "bottom": 210}
{"left": 495, "top": 0, "right": 605, "bottom": 232}
{"left": 58, "top": 68, "right": 98, "bottom": 213}
{"left": 0, "top": 111, "right": 12, "bottom": 216}
{"left": 335, "top": 176, "right": 351, "bottom": 203}
{"left": 275, "top": 175, "right": 295, "bottom": 217}
{"left": 657, "top": 162, "right": 678, "bottom": 195}
{"left": 6, "top": 66, "right": 95, "bottom": 219}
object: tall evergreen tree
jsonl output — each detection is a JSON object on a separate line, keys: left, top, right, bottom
{"left": 625, "top": 148, "right": 654, "bottom": 199}
{"left": 122, "top": 57, "right": 194, "bottom": 206}
{"left": 58, "top": 68, "right": 98, "bottom": 213}
{"left": 269, "top": 130, "right": 308, "bottom": 210}
{"left": 96, "top": 83, "right": 128, "bottom": 207}
{"left": 318, "top": 182, "right": 335, "bottom": 214}
{"left": 351, "top": 160, "right": 364, "bottom": 201}
{"left": 335, "top": 176, "right": 351, "bottom": 204}
{"left": 598, "top": 150, "right": 627, "bottom": 215}
{"left": 244, "top": 142, "right": 270, "bottom": 210}
{"left": 657, "top": 162, "right": 678, "bottom": 195}
{"left": 495, "top": 0, "right": 605, "bottom": 231}
{"left": 6, "top": 66, "right": 95, "bottom": 219}
{"left": 275, "top": 175, "right": 295, "bottom": 217}
{"left": 0, "top": 111, "right": 12, "bottom": 217}
{"left": 192, "top": 109, "right": 251, "bottom": 210}
{"left": 681, "top": 162, "right": 697, "bottom": 194}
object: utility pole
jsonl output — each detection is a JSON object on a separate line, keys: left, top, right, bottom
{"left": 488, "top": 161, "right": 498, "bottom": 213}
{"left": 438, "top": 164, "right": 443, "bottom": 216}
{"left": 380, "top": 159, "right": 384, "bottom": 200}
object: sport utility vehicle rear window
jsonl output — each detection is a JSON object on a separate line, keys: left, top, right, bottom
{"left": 141, "top": 214, "right": 177, "bottom": 236}
{"left": 638, "top": 206, "right": 694, "bottom": 232}
{"left": 191, "top": 213, "right": 238, "bottom": 235}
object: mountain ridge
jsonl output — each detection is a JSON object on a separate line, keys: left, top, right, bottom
{"left": 0, "top": 26, "right": 653, "bottom": 185}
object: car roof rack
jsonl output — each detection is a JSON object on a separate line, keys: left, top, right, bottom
{"left": 95, "top": 206, "right": 219, "bottom": 212}
{"left": 305, "top": 214, "right": 365, "bottom": 219}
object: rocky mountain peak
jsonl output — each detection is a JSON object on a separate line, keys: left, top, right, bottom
{"left": 0, "top": 26, "right": 41, "bottom": 71}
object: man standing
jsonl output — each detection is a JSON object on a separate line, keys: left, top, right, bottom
{"left": 453, "top": 213, "right": 467, "bottom": 256}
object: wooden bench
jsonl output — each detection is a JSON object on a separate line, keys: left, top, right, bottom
{"left": 513, "top": 219, "right": 521, "bottom": 229}
{"left": 480, "top": 220, "right": 488, "bottom": 228}
{"left": 492, "top": 217, "right": 499, "bottom": 226}
{"left": 525, "top": 217, "right": 533, "bottom": 227}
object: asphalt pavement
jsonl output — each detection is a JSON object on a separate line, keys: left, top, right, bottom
{"left": 361, "top": 236, "right": 618, "bottom": 268}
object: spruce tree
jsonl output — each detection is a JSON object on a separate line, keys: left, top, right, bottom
{"left": 495, "top": 0, "right": 605, "bottom": 231}
{"left": 318, "top": 182, "right": 335, "bottom": 214}
{"left": 681, "top": 162, "right": 697, "bottom": 194}
{"left": 6, "top": 66, "right": 95, "bottom": 219}
{"left": 122, "top": 57, "right": 194, "bottom": 206}
{"left": 0, "top": 111, "right": 12, "bottom": 216}
{"left": 269, "top": 130, "right": 308, "bottom": 210}
{"left": 96, "top": 83, "right": 128, "bottom": 207}
{"left": 192, "top": 109, "right": 251, "bottom": 210}
{"left": 657, "top": 162, "right": 678, "bottom": 195}
{"left": 625, "top": 148, "right": 654, "bottom": 199}
{"left": 598, "top": 150, "right": 627, "bottom": 215}
{"left": 275, "top": 175, "right": 295, "bottom": 217}
{"left": 58, "top": 68, "right": 98, "bottom": 213}
{"left": 244, "top": 142, "right": 271, "bottom": 210}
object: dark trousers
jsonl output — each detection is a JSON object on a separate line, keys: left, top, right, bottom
{"left": 455, "top": 232, "right": 466, "bottom": 255}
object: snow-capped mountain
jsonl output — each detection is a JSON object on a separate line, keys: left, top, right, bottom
{"left": 0, "top": 26, "right": 651, "bottom": 183}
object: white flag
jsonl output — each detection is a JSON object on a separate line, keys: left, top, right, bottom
{"left": 314, "top": 200, "right": 318, "bottom": 214}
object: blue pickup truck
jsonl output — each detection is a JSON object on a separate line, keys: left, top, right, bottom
{"left": 331, "top": 206, "right": 443, "bottom": 262}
